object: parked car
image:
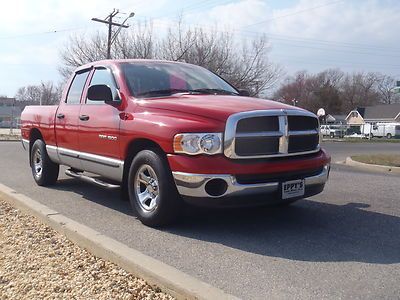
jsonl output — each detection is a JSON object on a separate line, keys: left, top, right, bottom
{"left": 21, "top": 59, "right": 331, "bottom": 227}
{"left": 320, "top": 124, "right": 346, "bottom": 138}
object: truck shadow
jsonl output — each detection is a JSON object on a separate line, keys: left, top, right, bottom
{"left": 53, "top": 178, "right": 400, "bottom": 265}
{"left": 168, "top": 200, "right": 400, "bottom": 264}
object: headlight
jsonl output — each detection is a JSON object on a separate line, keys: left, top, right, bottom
{"left": 173, "top": 133, "right": 223, "bottom": 155}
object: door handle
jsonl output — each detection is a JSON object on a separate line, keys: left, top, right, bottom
{"left": 56, "top": 113, "right": 65, "bottom": 119}
{"left": 79, "top": 115, "right": 90, "bottom": 121}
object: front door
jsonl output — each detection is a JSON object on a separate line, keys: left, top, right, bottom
{"left": 78, "top": 67, "right": 123, "bottom": 182}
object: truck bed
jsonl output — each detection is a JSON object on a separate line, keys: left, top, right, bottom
{"left": 21, "top": 105, "right": 58, "bottom": 145}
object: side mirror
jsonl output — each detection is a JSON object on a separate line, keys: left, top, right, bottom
{"left": 87, "top": 84, "right": 114, "bottom": 103}
{"left": 238, "top": 89, "right": 250, "bottom": 97}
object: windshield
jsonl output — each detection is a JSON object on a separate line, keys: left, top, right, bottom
{"left": 122, "top": 62, "right": 239, "bottom": 98}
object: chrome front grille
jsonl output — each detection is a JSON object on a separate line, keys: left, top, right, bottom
{"left": 224, "top": 109, "right": 320, "bottom": 159}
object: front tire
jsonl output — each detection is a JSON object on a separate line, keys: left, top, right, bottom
{"left": 30, "top": 139, "right": 59, "bottom": 186}
{"left": 387, "top": 133, "right": 392, "bottom": 139}
{"left": 128, "top": 149, "right": 182, "bottom": 227}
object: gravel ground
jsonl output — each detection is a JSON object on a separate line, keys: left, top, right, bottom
{"left": 0, "top": 198, "right": 174, "bottom": 300}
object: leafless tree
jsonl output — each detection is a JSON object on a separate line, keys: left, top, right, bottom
{"left": 274, "top": 69, "right": 344, "bottom": 114}
{"left": 375, "top": 74, "right": 400, "bottom": 104}
{"left": 15, "top": 82, "right": 61, "bottom": 106}
{"left": 59, "top": 21, "right": 282, "bottom": 96}
{"left": 339, "top": 72, "right": 380, "bottom": 112}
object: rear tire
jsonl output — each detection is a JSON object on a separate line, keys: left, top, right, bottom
{"left": 30, "top": 139, "right": 59, "bottom": 186}
{"left": 387, "top": 133, "right": 392, "bottom": 139}
{"left": 330, "top": 132, "right": 335, "bottom": 138}
{"left": 128, "top": 149, "right": 182, "bottom": 227}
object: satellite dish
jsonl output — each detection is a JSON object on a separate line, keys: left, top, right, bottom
{"left": 317, "top": 108, "right": 326, "bottom": 117}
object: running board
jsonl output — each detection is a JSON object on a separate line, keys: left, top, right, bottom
{"left": 65, "top": 169, "right": 120, "bottom": 189}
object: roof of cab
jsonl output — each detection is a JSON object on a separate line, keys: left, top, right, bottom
{"left": 74, "top": 59, "right": 191, "bottom": 73}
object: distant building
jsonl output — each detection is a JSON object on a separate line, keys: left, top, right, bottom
{"left": 346, "top": 103, "right": 400, "bottom": 125}
{"left": 0, "top": 97, "right": 21, "bottom": 128}
{"left": 326, "top": 114, "right": 347, "bottom": 125}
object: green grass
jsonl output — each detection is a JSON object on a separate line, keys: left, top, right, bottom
{"left": 323, "top": 138, "right": 400, "bottom": 143}
{"left": 351, "top": 154, "right": 400, "bottom": 167}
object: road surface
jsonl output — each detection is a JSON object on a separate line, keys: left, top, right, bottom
{"left": 0, "top": 141, "right": 399, "bottom": 299}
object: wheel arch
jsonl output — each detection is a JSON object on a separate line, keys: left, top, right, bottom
{"left": 122, "top": 138, "right": 169, "bottom": 188}
{"left": 29, "top": 128, "right": 44, "bottom": 166}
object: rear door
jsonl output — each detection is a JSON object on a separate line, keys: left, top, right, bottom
{"left": 55, "top": 69, "right": 91, "bottom": 169}
{"left": 77, "top": 67, "right": 123, "bottom": 182}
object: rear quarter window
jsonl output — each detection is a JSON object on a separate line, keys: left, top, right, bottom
{"left": 66, "top": 71, "right": 90, "bottom": 104}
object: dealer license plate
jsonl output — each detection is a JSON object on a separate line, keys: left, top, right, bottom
{"left": 282, "top": 179, "right": 305, "bottom": 199}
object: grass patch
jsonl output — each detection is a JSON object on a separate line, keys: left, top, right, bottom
{"left": 323, "top": 138, "right": 400, "bottom": 143}
{"left": 351, "top": 154, "right": 400, "bottom": 167}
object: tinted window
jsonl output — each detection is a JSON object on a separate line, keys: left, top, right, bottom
{"left": 86, "top": 68, "right": 118, "bottom": 104}
{"left": 122, "top": 62, "right": 238, "bottom": 98}
{"left": 66, "top": 71, "right": 90, "bottom": 104}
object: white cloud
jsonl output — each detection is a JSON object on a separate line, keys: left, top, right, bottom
{"left": 1, "top": 0, "right": 399, "bottom": 97}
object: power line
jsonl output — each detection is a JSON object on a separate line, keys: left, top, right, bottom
{"left": 148, "top": 19, "right": 400, "bottom": 57}
{"left": 0, "top": 27, "right": 89, "bottom": 40}
{"left": 242, "top": 0, "right": 345, "bottom": 28}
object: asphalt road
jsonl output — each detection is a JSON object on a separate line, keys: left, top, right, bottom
{"left": 0, "top": 141, "right": 399, "bottom": 299}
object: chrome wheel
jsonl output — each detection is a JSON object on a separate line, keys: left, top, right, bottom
{"left": 33, "top": 148, "right": 43, "bottom": 179}
{"left": 134, "top": 164, "right": 159, "bottom": 212}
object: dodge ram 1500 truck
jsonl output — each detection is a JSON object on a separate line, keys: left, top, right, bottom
{"left": 21, "top": 59, "right": 331, "bottom": 227}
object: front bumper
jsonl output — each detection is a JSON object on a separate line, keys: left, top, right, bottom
{"left": 172, "top": 164, "right": 330, "bottom": 202}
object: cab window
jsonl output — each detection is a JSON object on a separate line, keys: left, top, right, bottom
{"left": 86, "top": 68, "right": 118, "bottom": 104}
{"left": 66, "top": 71, "right": 90, "bottom": 104}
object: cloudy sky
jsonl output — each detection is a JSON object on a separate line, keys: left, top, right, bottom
{"left": 1, "top": 0, "right": 399, "bottom": 97}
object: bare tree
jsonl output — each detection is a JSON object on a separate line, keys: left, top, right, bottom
{"left": 59, "top": 21, "right": 282, "bottom": 96}
{"left": 274, "top": 69, "right": 343, "bottom": 114}
{"left": 339, "top": 72, "right": 380, "bottom": 112}
{"left": 375, "top": 74, "right": 400, "bottom": 104}
{"left": 15, "top": 82, "right": 61, "bottom": 106}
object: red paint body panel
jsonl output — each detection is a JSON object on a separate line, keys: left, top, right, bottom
{"left": 21, "top": 59, "right": 329, "bottom": 178}
{"left": 137, "top": 95, "right": 300, "bottom": 122}
{"left": 168, "top": 149, "right": 330, "bottom": 175}
{"left": 21, "top": 106, "right": 58, "bottom": 145}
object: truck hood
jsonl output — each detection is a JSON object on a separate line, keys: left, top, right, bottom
{"left": 136, "top": 94, "right": 305, "bottom": 122}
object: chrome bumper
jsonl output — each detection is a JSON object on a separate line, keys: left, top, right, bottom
{"left": 172, "top": 164, "right": 330, "bottom": 198}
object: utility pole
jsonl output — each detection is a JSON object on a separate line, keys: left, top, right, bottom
{"left": 91, "top": 9, "right": 134, "bottom": 59}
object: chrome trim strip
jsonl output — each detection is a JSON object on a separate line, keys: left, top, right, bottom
{"left": 278, "top": 115, "right": 288, "bottom": 154}
{"left": 172, "top": 164, "right": 329, "bottom": 198}
{"left": 45, "top": 145, "right": 124, "bottom": 182}
{"left": 288, "top": 129, "right": 319, "bottom": 136}
{"left": 56, "top": 146, "right": 124, "bottom": 168}
{"left": 224, "top": 109, "right": 320, "bottom": 159}
{"left": 236, "top": 131, "right": 283, "bottom": 138}
{"left": 22, "top": 139, "right": 29, "bottom": 151}
{"left": 46, "top": 145, "right": 61, "bottom": 164}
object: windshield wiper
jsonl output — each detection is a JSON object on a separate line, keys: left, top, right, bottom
{"left": 192, "top": 88, "right": 239, "bottom": 95}
{"left": 136, "top": 88, "right": 239, "bottom": 97}
{"left": 136, "top": 89, "right": 201, "bottom": 97}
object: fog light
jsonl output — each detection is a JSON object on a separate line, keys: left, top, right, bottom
{"left": 205, "top": 179, "right": 228, "bottom": 197}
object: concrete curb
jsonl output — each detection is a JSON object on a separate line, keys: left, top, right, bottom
{"left": 0, "top": 183, "right": 239, "bottom": 300}
{"left": 345, "top": 157, "right": 400, "bottom": 174}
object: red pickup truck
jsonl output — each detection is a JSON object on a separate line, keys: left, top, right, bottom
{"left": 21, "top": 59, "right": 330, "bottom": 226}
